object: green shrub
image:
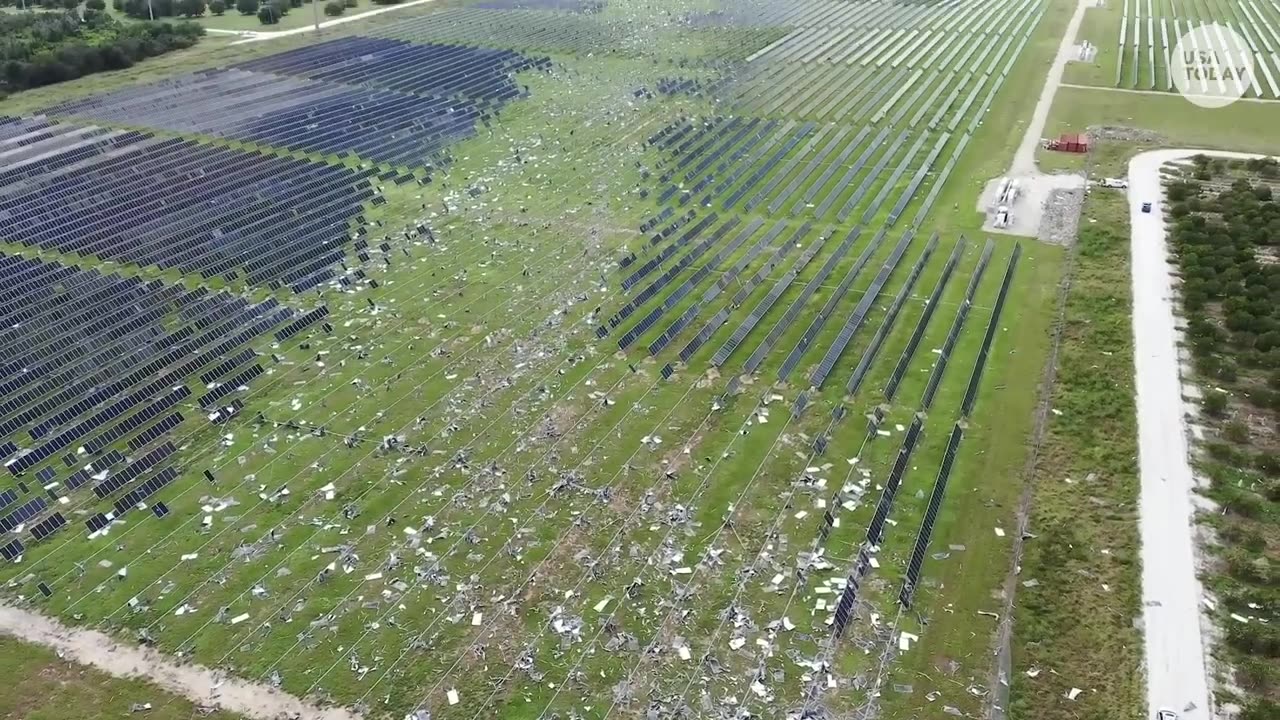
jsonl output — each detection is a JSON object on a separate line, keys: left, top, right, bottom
{"left": 1203, "top": 392, "right": 1229, "bottom": 416}
{"left": 323, "top": 0, "right": 342, "bottom": 13}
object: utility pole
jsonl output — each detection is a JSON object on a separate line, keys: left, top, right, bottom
{"left": 148, "top": 0, "right": 154, "bottom": 20}
{"left": 312, "top": 0, "right": 319, "bottom": 32}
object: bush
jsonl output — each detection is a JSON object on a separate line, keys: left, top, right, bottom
{"left": 343, "top": 0, "right": 355, "bottom": 6}
{"left": 209, "top": 0, "right": 224, "bottom": 11}
{"left": 1203, "top": 392, "right": 1229, "bottom": 416}
{"left": 86, "top": 0, "right": 107, "bottom": 9}
{"left": 257, "top": 2, "right": 279, "bottom": 21}
{"left": 177, "top": 0, "right": 205, "bottom": 15}
{"left": 323, "top": 0, "right": 342, "bottom": 13}
{"left": 236, "top": 0, "right": 256, "bottom": 13}
{"left": 1223, "top": 418, "right": 1250, "bottom": 443}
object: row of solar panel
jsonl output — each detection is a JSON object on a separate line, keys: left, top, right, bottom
{"left": 674, "top": 221, "right": 794, "bottom": 364}
{"left": 962, "top": 245, "right": 1021, "bottom": 417}
{"left": 93, "top": 443, "right": 176, "bottom": 499}
{"left": 845, "top": 234, "right": 940, "bottom": 396}
{"left": 275, "top": 305, "right": 331, "bottom": 342}
{"left": 611, "top": 215, "right": 736, "bottom": 347}
{"left": 65, "top": 450, "right": 126, "bottom": 491}
{"left": 865, "top": 415, "right": 924, "bottom": 547}
{"left": 199, "top": 365, "right": 264, "bottom": 410}
{"left": 0, "top": 121, "right": 376, "bottom": 292}
{"left": 232, "top": 36, "right": 547, "bottom": 102}
{"left": 919, "top": 240, "right": 996, "bottom": 410}
{"left": 40, "top": 41, "right": 541, "bottom": 171}
{"left": 899, "top": 423, "right": 964, "bottom": 608}
{"left": 645, "top": 218, "right": 768, "bottom": 356}
{"left": 715, "top": 223, "right": 826, "bottom": 368}
{"left": 805, "top": 229, "right": 916, "bottom": 387}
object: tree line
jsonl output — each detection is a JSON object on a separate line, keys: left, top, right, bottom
{"left": 1169, "top": 155, "right": 1280, "bottom": 720}
{"left": 113, "top": 0, "right": 396, "bottom": 23}
{"left": 0, "top": 9, "right": 203, "bottom": 94}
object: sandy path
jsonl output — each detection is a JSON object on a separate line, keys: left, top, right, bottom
{"left": 228, "top": 0, "right": 440, "bottom": 43}
{"left": 1128, "top": 148, "right": 1269, "bottom": 720}
{"left": 1010, "top": 0, "right": 1093, "bottom": 175}
{"left": 0, "top": 603, "right": 361, "bottom": 720}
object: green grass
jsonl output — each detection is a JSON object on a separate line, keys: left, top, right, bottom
{"left": 1007, "top": 157, "right": 1144, "bottom": 720}
{"left": 0, "top": 636, "right": 244, "bottom": 720}
{"left": 1043, "top": 85, "right": 1280, "bottom": 156}
{"left": 0, "top": 0, "right": 1113, "bottom": 715}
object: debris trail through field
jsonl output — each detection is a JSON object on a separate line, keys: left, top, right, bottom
{"left": 0, "top": 603, "right": 361, "bottom": 720}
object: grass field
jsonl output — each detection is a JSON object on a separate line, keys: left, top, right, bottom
{"left": 0, "top": 636, "right": 244, "bottom": 720}
{"left": 0, "top": 0, "right": 1106, "bottom": 717}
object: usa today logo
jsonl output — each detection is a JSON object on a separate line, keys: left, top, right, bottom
{"left": 1172, "top": 23, "right": 1255, "bottom": 108}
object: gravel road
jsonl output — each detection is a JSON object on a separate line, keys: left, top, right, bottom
{"left": 1128, "top": 148, "right": 1268, "bottom": 720}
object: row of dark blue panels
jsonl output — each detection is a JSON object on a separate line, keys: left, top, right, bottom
{"left": 233, "top": 36, "right": 550, "bottom": 101}
{"left": 40, "top": 33, "right": 547, "bottom": 170}
{"left": 0, "top": 252, "right": 315, "bottom": 480}
{"left": 43, "top": 70, "right": 482, "bottom": 170}
{"left": 0, "top": 118, "right": 373, "bottom": 293}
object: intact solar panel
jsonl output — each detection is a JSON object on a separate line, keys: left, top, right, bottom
{"left": 0, "top": 489, "right": 16, "bottom": 511}
{"left": 30, "top": 512, "right": 66, "bottom": 541}
{"left": 0, "top": 539, "right": 22, "bottom": 560}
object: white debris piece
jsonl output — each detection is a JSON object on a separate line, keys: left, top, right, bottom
{"left": 447, "top": 689, "right": 460, "bottom": 706}
{"left": 1065, "top": 688, "right": 1082, "bottom": 701}
{"left": 230, "top": 613, "right": 250, "bottom": 625}
{"left": 472, "top": 613, "right": 483, "bottom": 626}
{"left": 897, "top": 631, "right": 919, "bottom": 651}
{"left": 994, "top": 527, "right": 1006, "bottom": 537}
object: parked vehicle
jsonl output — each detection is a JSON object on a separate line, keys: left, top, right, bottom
{"left": 1142, "top": 202, "right": 1152, "bottom": 213}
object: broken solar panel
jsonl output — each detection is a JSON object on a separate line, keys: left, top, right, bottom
{"left": 0, "top": 497, "right": 46, "bottom": 532}
{"left": 113, "top": 466, "right": 178, "bottom": 515}
{"left": 0, "top": 253, "right": 289, "bottom": 478}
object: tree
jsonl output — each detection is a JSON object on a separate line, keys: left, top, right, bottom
{"left": 257, "top": 2, "right": 279, "bottom": 21}
{"left": 177, "top": 0, "right": 205, "bottom": 15}
{"left": 209, "top": 0, "right": 225, "bottom": 11}
{"left": 236, "top": 0, "right": 256, "bottom": 13}
{"left": 323, "top": 0, "right": 342, "bottom": 13}
{"left": 86, "top": 0, "right": 107, "bottom": 8}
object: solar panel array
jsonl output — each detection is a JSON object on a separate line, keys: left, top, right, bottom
{"left": 43, "top": 38, "right": 550, "bottom": 171}
{"left": 0, "top": 116, "right": 374, "bottom": 292}
{"left": 0, "top": 252, "right": 315, "bottom": 546}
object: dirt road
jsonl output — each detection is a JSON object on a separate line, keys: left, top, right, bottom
{"left": 1128, "top": 148, "right": 1267, "bottom": 720}
{"left": 0, "top": 603, "right": 361, "bottom": 720}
